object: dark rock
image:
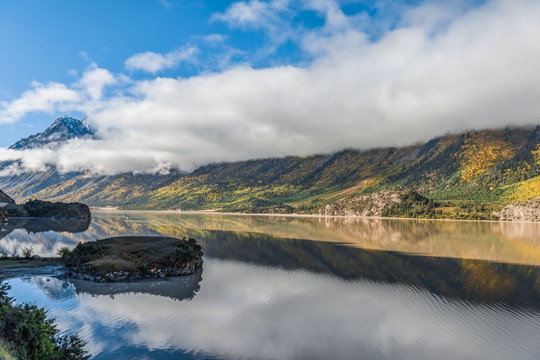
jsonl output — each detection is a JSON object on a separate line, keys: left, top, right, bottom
{"left": 0, "top": 190, "right": 15, "bottom": 204}
{"left": 2, "top": 203, "right": 25, "bottom": 217}
{"left": 0, "top": 191, "right": 18, "bottom": 222}
{"left": 23, "top": 199, "right": 91, "bottom": 222}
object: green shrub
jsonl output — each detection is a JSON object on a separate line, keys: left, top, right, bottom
{"left": 64, "top": 241, "right": 106, "bottom": 265}
{"left": 56, "top": 247, "right": 72, "bottom": 258}
{"left": 0, "top": 281, "right": 89, "bottom": 360}
{"left": 0, "top": 303, "right": 56, "bottom": 359}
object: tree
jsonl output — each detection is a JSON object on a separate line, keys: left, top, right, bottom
{"left": 0, "top": 281, "right": 89, "bottom": 360}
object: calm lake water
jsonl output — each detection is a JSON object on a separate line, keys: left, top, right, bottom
{"left": 2, "top": 211, "right": 540, "bottom": 359}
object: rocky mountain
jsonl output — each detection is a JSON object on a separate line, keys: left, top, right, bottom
{"left": 0, "top": 116, "right": 93, "bottom": 199}
{"left": 9, "top": 116, "right": 94, "bottom": 150}
{"left": 0, "top": 117, "right": 539, "bottom": 221}
{"left": 0, "top": 190, "right": 14, "bottom": 204}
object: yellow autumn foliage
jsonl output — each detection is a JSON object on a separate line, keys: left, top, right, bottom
{"left": 501, "top": 175, "right": 540, "bottom": 202}
{"left": 459, "top": 132, "right": 520, "bottom": 182}
{"left": 532, "top": 144, "right": 540, "bottom": 166}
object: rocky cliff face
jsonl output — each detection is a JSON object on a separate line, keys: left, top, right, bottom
{"left": 492, "top": 197, "right": 540, "bottom": 222}
{"left": 319, "top": 191, "right": 402, "bottom": 217}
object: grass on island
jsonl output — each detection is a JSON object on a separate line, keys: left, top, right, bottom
{"left": 63, "top": 236, "right": 203, "bottom": 277}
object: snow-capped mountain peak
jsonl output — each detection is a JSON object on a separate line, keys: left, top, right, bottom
{"left": 9, "top": 116, "right": 95, "bottom": 150}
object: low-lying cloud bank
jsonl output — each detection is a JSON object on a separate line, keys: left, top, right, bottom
{"left": 1, "top": 0, "right": 540, "bottom": 175}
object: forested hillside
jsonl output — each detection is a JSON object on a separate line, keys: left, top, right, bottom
{"left": 3, "top": 125, "right": 537, "bottom": 220}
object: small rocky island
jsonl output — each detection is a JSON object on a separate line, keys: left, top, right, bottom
{"left": 63, "top": 236, "right": 203, "bottom": 282}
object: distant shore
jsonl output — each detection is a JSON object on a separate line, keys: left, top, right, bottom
{"left": 91, "top": 207, "right": 539, "bottom": 224}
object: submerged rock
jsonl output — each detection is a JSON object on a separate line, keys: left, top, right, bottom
{"left": 64, "top": 236, "right": 203, "bottom": 282}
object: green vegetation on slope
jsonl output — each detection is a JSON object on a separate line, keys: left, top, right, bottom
{"left": 7, "top": 126, "right": 540, "bottom": 220}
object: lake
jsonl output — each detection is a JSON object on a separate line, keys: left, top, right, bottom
{"left": 2, "top": 211, "right": 540, "bottom": 359}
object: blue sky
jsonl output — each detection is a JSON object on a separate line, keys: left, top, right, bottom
{"left": 0, "top": 0, "right": 238, "bottom": 144}
{"left": 0, "top": 0, "right": 426, "bottom": 146}
{"left": 0, "top": 0, "right": 402, "bottom": 94}
{"left": 0, "top": 0, "right": 538, "bottom": 174}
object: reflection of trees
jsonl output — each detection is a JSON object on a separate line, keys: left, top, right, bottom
{"left": 90, "top": 212, "right": 540, "bottom": 266}
{"left": 84, "top": 212, "right": 540, "bottom": 307}
{"left": 22, "top": 268, "right": 203, "bottom": 304}
{"left": 194, "top": 230, "right": 540, "bottom": 308}
{"left": 88, "top": 215, "right": 161, "bottom": 238}
{"left": 0, "top": 218, "right": 92, "bottom": 257}
{"left": 69, "top": 267, "right": 203, "bottom": 301}
{"left": 21, "top": 212, "right": 538, "bottom": 307}
{"left": 0, "top": 218, "right": 90, "bottom": 241}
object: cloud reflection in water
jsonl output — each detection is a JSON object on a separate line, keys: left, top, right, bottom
{"left": 8, "top": 258, "right": 540, "bottom": 360}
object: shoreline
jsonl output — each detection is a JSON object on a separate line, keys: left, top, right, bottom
{"left": 0, "top": 258, "right": 64, "bottom": 278}
{"left": 92, "top": 207, "right": 540, "bottom": 224}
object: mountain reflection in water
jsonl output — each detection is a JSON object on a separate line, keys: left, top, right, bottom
{"left": 1, "top": 218, "right": 90, "bottom": 235}
{"left": 4, "top": 212, "right": 540, "bottom": 360}
{"left": 197, "top": 232, "right": 540, "bottom": 308}
{"left": 8, "top": 256, "right": 540, "bottom": 360}
{"left": 0, "top": 218, "right": 90, "bottom": 257}
{"left": 91, "top": 212, "right": 540, "bottom": 266}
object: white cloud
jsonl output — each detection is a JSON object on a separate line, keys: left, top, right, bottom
{"left": 212, "top": 0, "right": 291, "bottom": 28}
{"left": 0, "top": 82, "right": 81, "bottom": 124}
{"left": 0, "top": 65, "right": 119, "bottom": 124}
{"left": 76, "top": 63, "right": 117, "bottom": 100}
{"left": 212, "top": 0, "right": 356, "bottom": 40}
{"left": 212, "top": 0, "right": 297, "bottom": 54}
{"left": 203, "top": 33, "right": 228, "bottom": 44}
{"left": 0, "top": 0, "right": 539, "bottom": 175}
{"left": 124, "top": 47, "right": 198, "bottom": 74}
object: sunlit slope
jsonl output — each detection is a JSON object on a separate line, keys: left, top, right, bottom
{"left": 23, "top": 126, "right": 540, "bottom": 219}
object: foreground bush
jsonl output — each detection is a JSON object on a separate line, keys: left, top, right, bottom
{"left": 0, "top": 281, "right": 89, "bottom": 360}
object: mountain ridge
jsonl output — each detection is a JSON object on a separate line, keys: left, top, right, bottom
{"left": 0, "top": 117, "right": 539, "bottom": 221}
{"left": 9, "top": 116, "right": 94, "bottom": 150}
